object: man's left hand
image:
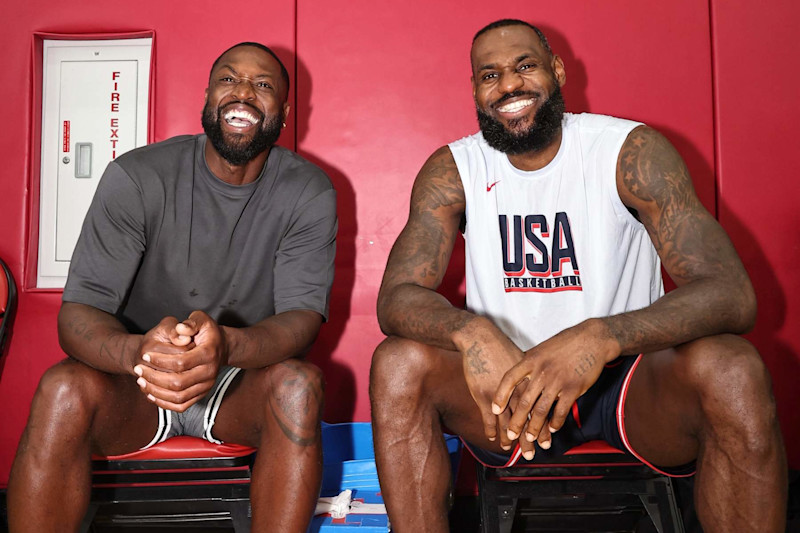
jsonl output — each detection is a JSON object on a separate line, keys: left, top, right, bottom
{"left": 491, "top": 318, "right": 619, "bottom": 449}
{"left": 134, "top": 310, "right": 228, "bottom": 412}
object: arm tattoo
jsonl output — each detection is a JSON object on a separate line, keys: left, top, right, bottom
{"left": 379, "top": 148, "right": 469, "bottom": 345}
{"left": 618, "top": 127, "right": 724, "bottom": 283}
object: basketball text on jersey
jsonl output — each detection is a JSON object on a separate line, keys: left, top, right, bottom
{"left": 499, "top": 212, "right": 581, "bottom": 293}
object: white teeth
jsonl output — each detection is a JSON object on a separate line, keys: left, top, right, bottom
{"left": 497, "top": 99, "right": 534, "bottom": 113}
{"left": 224, "top": 110, "right": 259, "bottom": 126}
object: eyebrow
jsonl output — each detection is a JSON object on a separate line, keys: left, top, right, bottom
{"left": 477, "top": 54, "right": 535, "bottom": 73}
{"left": 216, "top": 64, "right": 273, "bottom": 80}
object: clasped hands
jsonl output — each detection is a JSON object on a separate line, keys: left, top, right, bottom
{"left": 462, "top": 318, "right": 614, "bottom": 461}
{"left": 133, "top": 310, "right": 226, "bottom": 412}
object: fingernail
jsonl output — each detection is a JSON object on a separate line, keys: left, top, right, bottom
{"left": 488, "top": 436, "right": 496, "bottom": 442}
{"left": 507, "top": 429, "right": 518, "bottom": 440}
{"left": 523, "top": 450, "right": 534, "bottom": 461}
{"left": 549, "top": 425, "right": 558, "bottom": 433}
{"left": 142, "top": 353, "right": 151, "bottom": 362}
{"left": 540, "top": 440, "right": 552, "bottom": 450}
{"left": 501, "top": 444, "right": 511, "bottom": 451}
{"left": 491, "top": 403, "right": 502, "bottom": 415}
{"left": 134, "top": 365, "right": 143, "bottom": 376}
{"left": 147, "top": 394, "right": 156, "bottom": 402}
{"left": 137, "top": 377, "right": 147, "bottom": 388}
{"left": 526, "top": 432, "right": 535, "bottom": 442}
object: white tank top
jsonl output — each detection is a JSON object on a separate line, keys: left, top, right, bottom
{"left": 449, "top": 113, "right": 663, "bottom": 350}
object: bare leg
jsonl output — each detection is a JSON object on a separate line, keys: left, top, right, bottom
{"left": 370, "top": 337, "right": 507, "bottom": 533}
{"left": 7, "top": 358, "right": 157, "bottom": 532}
{"left": 213, "top": 358, "right": 324, "bottom": 533}
{"left": 624, "top": 335, "right": 787, "bottom": 533}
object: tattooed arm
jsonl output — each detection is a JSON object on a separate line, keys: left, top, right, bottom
{"left": 378, "top": 146, "right": 530, "bottom": 447}
{"left": 494, "top": 125, "right": 757, "bottom": 445}
{"left": 604, "top": 125, "right": 755, "bottom": 352}
{"left": 58, "top": 301, "right": 188, "bottom": 375}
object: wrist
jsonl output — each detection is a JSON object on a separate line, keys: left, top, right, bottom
{"left": 587, "top": 318, "right": 622, "bottom": 363}
{"left": 451, "top": 312, "right": 487, "bottom": 353}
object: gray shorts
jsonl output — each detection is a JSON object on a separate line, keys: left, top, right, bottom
{"left": 141, "top": 366, "right": 243, "bottom": 449}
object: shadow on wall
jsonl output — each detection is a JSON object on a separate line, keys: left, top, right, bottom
{"left": 275, "top": 47, "right": 358, "bottom": 422}
{"left": 539, "top": 24, "right": 590, "bottom": 115}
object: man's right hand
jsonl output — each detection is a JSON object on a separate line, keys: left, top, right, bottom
{"left": 133, "top": 314, "right": 217, "bottom": 413}
{"left": 455, "top": 316, "right": 544, "bottom": 457}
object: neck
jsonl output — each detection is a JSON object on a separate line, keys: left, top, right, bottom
{"left": 204, "top": 141, "right": 271, "bottom": 186}
{"left": 506, "top": 129, "right": 563, "bottom": 172}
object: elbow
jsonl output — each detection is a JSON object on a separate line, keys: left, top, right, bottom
{"left": 375, "top": 289, "right": 395, "bottom": 337}
{"left": 738, "top": 284, "right": 758, "bottom": 334}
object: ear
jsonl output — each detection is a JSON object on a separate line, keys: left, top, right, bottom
{"left": 552, "top": 55, "right": 566, "bottom": 87}
{"left": 471, "top": 75, "right": 477, "bottom": 98}
{"left": 204, "top": 87, "right": 209, "bottom": 104}
{"left": 282, "top": 102, "right": 291, "bottom": 124}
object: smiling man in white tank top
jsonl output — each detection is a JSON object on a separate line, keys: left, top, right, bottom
{"left": 370, "top": 19, "right": 786, "bottom": 533}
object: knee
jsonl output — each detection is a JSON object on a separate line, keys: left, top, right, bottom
{"left": 683, "top": 336, "right": 778, "bottom": 444}
{"left": 30, "top": 359, "right": 105, "bottom": 427}
{"left": 369, "top": 336, "right": 436, "bottom": 402}
{"left": 265, "top": 359, "right": 324, "bottom": 424}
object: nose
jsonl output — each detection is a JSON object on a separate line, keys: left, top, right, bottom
{"left": 232, "top": 79, "right": 256, "bottom": 100}
{"left": 498, "top": 69, "right": 524, "bottom": 94}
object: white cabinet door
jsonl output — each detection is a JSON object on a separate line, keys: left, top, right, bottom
{"left": 38, "top": 38, "right": 152, "bottom": 289}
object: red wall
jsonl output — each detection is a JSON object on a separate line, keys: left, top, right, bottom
{"left": 712, "top": 0, "right": 800, "bottom": 467}
{"left": 0, "top": 0, "right": 797, "bottom": 488}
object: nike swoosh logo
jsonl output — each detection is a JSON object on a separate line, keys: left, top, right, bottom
{"left": 487, "top": 180, "right": 500, "bottom": 192}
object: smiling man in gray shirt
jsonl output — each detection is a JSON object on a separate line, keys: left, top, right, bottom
{"left": 8, "top": 42, "right": 336, "bottom": 533}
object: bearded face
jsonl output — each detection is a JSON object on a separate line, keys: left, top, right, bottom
{"left": 201, "top": 100, "right": 282, "bottom": 166}
{"left": 477, "top": 84, "right": 565, "bottom": 155}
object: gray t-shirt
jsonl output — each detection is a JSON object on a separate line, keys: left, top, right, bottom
{"left": 63, "top": 134, "right": 337, "bottom": 333}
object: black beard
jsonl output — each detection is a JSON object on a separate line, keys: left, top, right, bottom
{"left": 201, "top": 101, "right": 282, "bottom": 166}
{"left": 477, "top": 85, "right": 565, "bottom": 155}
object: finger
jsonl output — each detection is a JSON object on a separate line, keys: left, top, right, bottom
{"left": 519, "top": 418, "right": 536, "bottom": 461}
{"left": 141, "top": 348, "right": 202, "bottom": 373}
{"left": 506, "top": 380, "right": 542, "bottom": 441}
{"left": 548, "top": 390, "right": 579, "bottom": 434}
{"left": 536, "top": 420, "right": 552, "bottom": 450}
{"left": 493, "top": 363, "right": 533, "bottom": 415}
{"left": 141, "top": 389, "right": 206, "bottom": 413}
{"left": 175, "top": 322, "right": 197, "bottom": 338}
{"left": 527, "top": 388, "right": 558, "bottom": 440}
{"left": 136, "top": 375, "right": 212, "bottom": 409}
{"left": 497, "top": 409, "right": 513, "bottom": 451}
{"left": 135, "top": 363, "right": 213, "bottom": 391}
{"left": 480, "top": 406, "right": 498, "bottom": 443}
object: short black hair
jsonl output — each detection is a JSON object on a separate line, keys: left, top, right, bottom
{"left": 472, "top": 19, "right": 552, "bottom": 56}
{"left": 208, "top": 42, "right": 290, "bottom": 94}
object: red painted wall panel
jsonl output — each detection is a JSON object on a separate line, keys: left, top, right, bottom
{"left": 0, "top": 0, "right": 295, "bottom": 485}
{"left": 712, "top": 0, "right": 800, "bottom": 468}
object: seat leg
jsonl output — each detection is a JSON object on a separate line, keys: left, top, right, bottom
{"left": 640, "top": 478, "right": 684, "bottom": 533}
{"left": 78, "top": 502, "right": 99, "bottom": 533}
{"left": 497, "top": 497, "right": 517, "bottom": 533}
{"left": 229, "top": 500, "right": 251, "bottom": 533}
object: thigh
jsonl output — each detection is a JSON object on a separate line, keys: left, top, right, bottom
{"left": 622, "top": 341, "right": 714, "bottom": 468}
{"left": 38, "top": 358, "right": 160, "bottom": 456}
{"left": 210, "top": 359, "right": 324, "bottom": 448}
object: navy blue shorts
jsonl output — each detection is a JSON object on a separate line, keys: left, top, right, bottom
{"left": 463, "top": 355, "right": 695, "bottom": 477}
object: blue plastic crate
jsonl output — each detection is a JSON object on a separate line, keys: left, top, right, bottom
{"left": 308, "top": 422, "right": 462, "bottom": 532}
